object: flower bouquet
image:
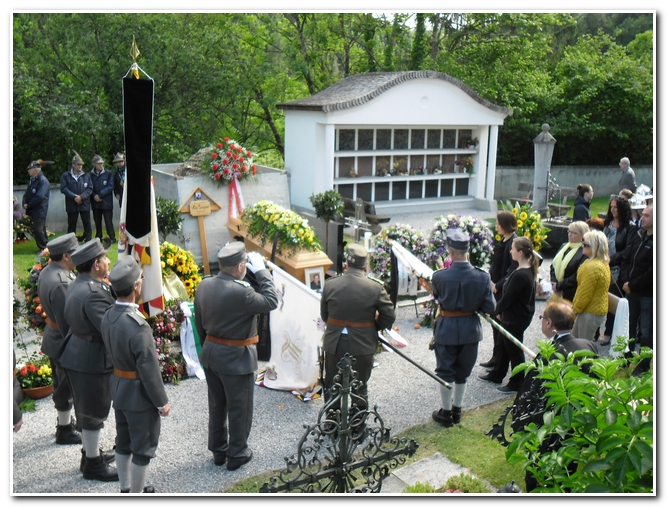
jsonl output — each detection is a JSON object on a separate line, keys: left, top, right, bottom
{"left": 425, "top": 214, "right": 494, "bottom": 271}
{"left": 16, "top": 354, "right": 53, "bottom": 390}
{"left": 17, "top": 248, "right": 52, "bottom": 333}
{"left": 368, "top": 224, "right": 430, "bottom": 289}
{"left": 498, "top": 200, "right": 550, "bottom": 252}
{"left": 241, "top": 200, "right": 322, "bottom": 257}
{"left": 146, "top": 300, "right": 186, "bottom": 384}
{"left": 206, "top": 137, "right": 256, "bottom": 187}
{"left": 160, "top": 242, "right": 202, "bottom": 299}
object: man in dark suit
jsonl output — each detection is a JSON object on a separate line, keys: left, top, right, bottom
{"left": 194, "top": 242, "right": 278, "bottom": 471}
{"left": 38, "top": 233, "right": 81, "bottom": 445}
{"left": 59, "top": 238, "right": 117, "bottom": 481}
{"left": 102, "top": 256, "right": 170, "bottom": 493}
{"left": 60, "top": 152, "right": 93, "bottom": 242}
{"left": 90, "top": 155, "right": 116, "bottom": 243}
{"left": 320, "top": 244, "right": 396, "bottom": 425}
{"left": 431, "top": 229, "right": 496, "bottom": 427}
{"left": 22, "top": 159, "right": 52, "bottom": 251}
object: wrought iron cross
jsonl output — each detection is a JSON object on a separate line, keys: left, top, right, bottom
{"left": 344, "top": 199, "right": 373, "bottom": 243}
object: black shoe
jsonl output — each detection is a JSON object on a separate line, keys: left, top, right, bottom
{"left": 55, "top": 421, "right": 82, "bottom": 445}
{"left": 80, "top": 448, "right": 115, "bottom": 472}
{"left": 479, "top": 359, "right": 496, "bottom": 368}
{"left": 226, "top": 449, "right": 253, "bottom": 471}
{"left": 497, "top": 384, "right": 519, "bottom": 394}
{"left": 82, "top": 455, "right": 119, "bottom": 482}
{"left": 213, "top": 452, "right": 227, "bottom": 466}
{"left": 478, "top": 373, "right": 503, "bottom": 384}
{"left": 452, "top": 406, "right": 462, "bottom": 425}
{"left": 432, "top": 408, "right": 453, "bottom": 428}
{"left": 121, "top": 486, "right": 155, "bottom": 493}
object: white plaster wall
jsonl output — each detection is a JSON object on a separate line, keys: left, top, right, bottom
{"left": 283, "top": 111, "right": 321, "bottom": 209}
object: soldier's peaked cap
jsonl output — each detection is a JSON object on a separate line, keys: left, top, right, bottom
{"left": 70, "top": 238, "right": 107, "bottom": 267}
{"left": 217, "top": 242, "right": 247, "bottom": 267}
{"left": 446, "top": 229, "right": 469, "bottom": 250}
{"left": 46, "top": 233, "right": 79, "bottom": 256}
{"left": 109, "top": 256, "right": 142, "bottom": 292}
{"left": 347, "top": 243, "right": 368, "bottom": 268}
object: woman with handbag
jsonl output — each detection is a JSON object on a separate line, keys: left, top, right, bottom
{"left": 550, "top": 221, "right": 590, "bottom": 302}
{"left": 599, "top": 196, "right": 637, "bottom": 345}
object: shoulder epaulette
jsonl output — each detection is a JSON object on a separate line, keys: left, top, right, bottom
{"left": 127, "top": 310, "right": 145, "bottom": 325}
{"left": 88, "top": 280, "right": 112, "bottom": 294}
{"left": 368, "top": 276, "right": 384, "bottom": 285}
{"left": 234, "top": 279, "right": 252, "bottom": 288}
{"left": 58, "top": 271, "right": 76, "bottom": 283}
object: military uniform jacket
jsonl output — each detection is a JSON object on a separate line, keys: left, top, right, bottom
{"left": 431, "top": 261, "right": 495, "bottom": 346}
{"left": 38, "top": 262, "right": 76, "bottom": 360}
{"left": 320, "top": 269, "right": 396, "bottom": 355}
{"left": 59, "top": 273, "right": 115, "bottom": 374}
{"left": 90, "top": 168, "right": 115, "bottom": 210}
{"left": 194, "top": 268, "right": 278, "bottom": 375}
{"left": 102, "top": 304, "right": 169, "bottom": 411}
{"left": 60, "top": 169, "right": 93, "bottom": 212}
{"left": 22, "top": 172, "right": 50, "bottom": 219}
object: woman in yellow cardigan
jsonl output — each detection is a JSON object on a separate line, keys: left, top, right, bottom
{"left": 572, "top": 230, "right": 611, "bottom": 340}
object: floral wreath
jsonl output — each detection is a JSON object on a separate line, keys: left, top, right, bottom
{"left": 208, "top": 137, "right": 256, "bottom": 186}
{"left": 160, "top": 241, "right": 202, "bottom": 299}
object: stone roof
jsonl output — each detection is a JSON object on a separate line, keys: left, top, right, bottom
{"left": 276, "top": 71, "right": 513, "bottom": 115}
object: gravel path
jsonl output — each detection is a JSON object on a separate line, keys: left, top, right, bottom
{"left": 12, "top": 208, "right": 555, "bottom": 495}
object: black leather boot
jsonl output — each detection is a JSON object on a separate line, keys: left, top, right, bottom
{"left": 432, "top": 408, "right": 453, "bottom": 428}
{"left": 121, "top": 486, "right": 155, "bottom": 493}
{"left": 55, "top": 421, "right": 82, "bottom": 445}
{"left": 82, "top": 455, "right": 119, "bottom": 482}
{"left": 80, "top": 448, "right": 116, "bottom": 472}
{"left": 452, "top": 406, "right": 462, "bottom": 424}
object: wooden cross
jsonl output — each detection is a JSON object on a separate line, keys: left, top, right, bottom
{"left": 179, "top": 187, "right": 221, "bottom": 275}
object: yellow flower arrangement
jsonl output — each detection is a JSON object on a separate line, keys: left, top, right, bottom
{"left": 241, "top": 200, "right": 322, "bottom": 256}
{"left": 500, "top": 200, "right": 550, "bottom": 252}
{"left": 160, "top": 241, "right": 202, "bottom": 299}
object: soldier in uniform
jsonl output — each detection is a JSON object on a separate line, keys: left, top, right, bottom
{"left": 59, "top": 238, "right": 118, "bottom": 481}
{"left": 90, "top": 155, "right": 116, "bottom": 244}
{"left": 320, "top": 244, "right": 396, "bottom": 426}
{"left": 102, "top": 257, "right": 170, "bottom": 493}
{"left": 431, "top": 229, "right": 495, "bottom": 427}
{"left": 37, "top": 233, "right": 81, "bottom": 445}
{"left": 194, "top": 242, "right": 278, "bottom": 471}
{"left": 60, "top": 152, "right": 93, "bottom": 242}
{"left": 22, "top": 159, "right": 53, "bottom": 252}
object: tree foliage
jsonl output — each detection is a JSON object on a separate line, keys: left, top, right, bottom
{"left": 13, "top": 12, "right": 653, "bottom": 185}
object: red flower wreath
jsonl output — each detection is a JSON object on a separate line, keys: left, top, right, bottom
{"left": 208, "top": 138, "right": 256, "bottom": 186}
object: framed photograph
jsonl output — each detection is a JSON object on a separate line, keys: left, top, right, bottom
{"left": 304, "top": 267, "right": 324, "bottom": 293}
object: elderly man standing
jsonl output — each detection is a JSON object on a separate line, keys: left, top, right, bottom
{"left": 37, "top": 233, "right": 81, "bottom": 445}
{"left": 60, "top": 152, "right": 93, "bottom": 242}
{"left": 102, "top": 257, "right": 170, "bottom": 493}
{"left": 90, "top": 155, "right": 116, "bottom": 244}
{"left": 22, "top": 159, "right": 52, "bottom": 252}
{"left": 320, "top": 244, "right": 396, "bottom": 432}
{"left": 59, "top": 238, "right": 117, "bottom": 481}
{"left": 618, "top": 157, "right": 637, "bottom": 194}
{"left": 112, "top": 153, "right": 126, "bottom": 207}
{"left": 194, "top": 243, "right": 278, "bottom": 471}
{"left": 431, "top": 230, "right": 495, "bottom": 427}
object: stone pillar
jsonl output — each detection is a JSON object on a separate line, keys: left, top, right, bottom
{"left": 532, "top": 124, "right": 556, "bottom": 216}
{"left": 485, "top": 125, "right": 499, "bottom": 201}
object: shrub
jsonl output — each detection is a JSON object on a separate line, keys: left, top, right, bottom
{"left": 156, "top": 196, "right": 183, "bottom": 242}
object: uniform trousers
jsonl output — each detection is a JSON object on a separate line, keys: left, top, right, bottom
{"left": 31, "top": 216, "right": 48, "bottom": 250}
{"left": 50, "top": 357, "right": 73, "bottom": 412}
{"left": 92, "top": 209, "right": 115, "bottom": 241}
{"left": 434, "top": 342, "right": 479, "bottom": 383}
{"left": 114, "top": 408, "right": 161, "bottom": 466}
{"left": 67, "top": 211, "right": 91, "bottom": 241}
{"left": 324, "top": 334, "right": 375, "bottom": 414}
{"left": 64, "top": 369, "right": 112, "bottom": 430}
{"left": 203, "top": 367, "right": 254, "bottom": 460}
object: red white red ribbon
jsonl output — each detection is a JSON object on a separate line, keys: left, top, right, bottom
{"left": 229, "top": 173, "right": 245, "bottom": 220}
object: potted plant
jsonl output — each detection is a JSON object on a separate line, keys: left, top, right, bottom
{"left": 156, "top": 196, "right": 184, "bottom": 243}
{"left": 15, "top": 354, "right": 54, "bottom": 399}
{"left": 309, "top": 190, "right": 344, "bottom": 254}
{"left": 465, "top": 156, "right": 474, "bottom": 175}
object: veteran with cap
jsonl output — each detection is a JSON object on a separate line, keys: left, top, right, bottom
{"left": 194, "top": 242, "right": 278, "bottom": 471}
{"left": 59, "top": 238, "right": 118, "bottom": 482}
{"left": 430, "top": 229, "right": 495, "bottom": 428}
{"left": 22, "top": 159, "right": 53, "bottom": 251}
{"left": 102, "top": 257, "right": 170, "bottom": 493}
{"left": 320, "top": 243, "right": 396, "bottom": 432}
{"left": 37, "top": 233, "right": 81, "bottom": 445}
{"left": 60, "top": 151, "right": 93, "bottom": 242}
{"left": 90, "top": 155, "right": 116, "bottom": 244}
{"left": 112, "top": 152, "right": 126, "bottom": 207}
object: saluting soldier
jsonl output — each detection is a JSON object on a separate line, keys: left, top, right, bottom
{"left": 320, "top": 244, "right": 396, "bottom": 426}
{"left": 59, "top": 238, "right": 117, "bottom": 482}
{"left": 37, "top": 233, "right": 81, "bottom": 445}
{"left": 430, "top": 229, "right": 495, "bottom": 427}
{"left": 194, "top": 243, "right": 278, "bottom": 471}
{"left": 102, "top": 257, "right": 170, "bottom": 493}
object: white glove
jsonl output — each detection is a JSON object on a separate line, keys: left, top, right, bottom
{"left": 246, "top": 251, "right": 266, "bottom": 273}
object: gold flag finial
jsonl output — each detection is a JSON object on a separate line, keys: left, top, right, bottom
{"left": 130, "top": 36, "right": 141, "bottom": 79}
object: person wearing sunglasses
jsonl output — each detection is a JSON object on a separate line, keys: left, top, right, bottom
{"left": 549, "top": 221, "right": 590, "bottom": 302}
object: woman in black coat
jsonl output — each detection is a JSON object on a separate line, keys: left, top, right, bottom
{"left": 572, "top": 184, "right": 594, "bottom": 222}
{"left": 550, "top": 221, "right": 590, "bottom": 302}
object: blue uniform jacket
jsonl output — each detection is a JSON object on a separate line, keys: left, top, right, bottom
{"left": 22, "top": 172, "right": 50, "bottom": 219}
{"left": 60, "top": 169, "right": 93, "bottom": 212}
{"left": 90, "top": 168, "right": 115, "bottom": 210}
